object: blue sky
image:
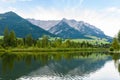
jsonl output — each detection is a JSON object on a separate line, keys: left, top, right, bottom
{"left": 0, "top": 0, "right": 120, "bottom": 36}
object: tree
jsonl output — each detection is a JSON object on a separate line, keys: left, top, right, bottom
{"left": 112, "top": 37, "right": 119, "bottom": 50}
{"left": 36, "top": 40, "right": 42, "bottom": 48}
{"left": 0, "top": 39, "right": 3, "bottom": 48}
{"left": 41, "top": 35, "right": 49, "bottom": 48}
{"left": 54, "top": 39, "right": 62, "bottom": 47}
{"left": 25, "top": 34, "right": 33, "bottom": 47}
{"left": 9, "top": 30, "right": 17, "bottom": 47}
{"left": 3, "top": 27, "right": 9, "bottom": 47}
{"left": 16, "top": 39, "right": 24, "bottom": 47}
{"left": 64, "top": 39, "right": 71, "bottom": 48}
{"left": 118, "top": 30, "right": 120, "bottom": 43}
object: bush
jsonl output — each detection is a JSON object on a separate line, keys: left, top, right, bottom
{"left": 110, "top": 47, "right": 114, "bottom": 51}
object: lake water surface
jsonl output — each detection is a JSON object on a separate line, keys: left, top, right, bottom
{"left": 0, "top": 52, "right": 120, "bottom": 80}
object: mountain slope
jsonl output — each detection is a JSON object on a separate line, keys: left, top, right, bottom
{"left": 48, "top": 19, "right": 89, "bottom": 39}
{"left": 60, "top": 18, "right": 106, "bottom": 38}
{"left": 48, "top": 18, "right": 112, "bottom": 41}
{"left": 0, "top": 11, "right": 54, "bottom": 38}
{"left": 27, "top": 19, "right": 59, "bottom": 30}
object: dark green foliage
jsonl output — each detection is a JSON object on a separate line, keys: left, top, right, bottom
{"left": 110, "top": 47, "right": 114, "bottom": 51}
{"left": 9, "top": 30, "right": 17, "bottom": 47}
{"left": 0, "top": 39, "right": 3, "bottom": 48}
{"left": 3, "top": 27, "right": 9, "bottom": 47}
{"left": 41, "top": 35, "right": 49, "bottom": 48}
{"left": 111, "top": 30, "right": 120, "bottom": 51}
{"left": 64, "top": 40, "right": 71, "bottom": 48}
{"left": 111, "top": 38, "right": 119, "bottom": 50}
{"left": 25, "top": 34, "right": 33, "bottom": 47}
{"left": 16, "top": 39, "right": 24, "bottom": 47}
{"left": 36, "top": 40, "right": 42, "bottom": 48}
{"left": 118, "top": 30, "right": 120, "bottom": 43}
{"left": 54, "top": 38, "right": 62, "bottom": 47}
{"left": 3, "top": 28, "right": 17, "bottom": 47}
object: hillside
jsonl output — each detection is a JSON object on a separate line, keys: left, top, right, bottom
{"left": 27, "top": 19, "right": 59, "bottom": 30}
{"left": 48, "top": 19, "right": 89, "bottom": 39}
{"left": 0, "top": 11, "right": 55, "bottom": 38}
{"left": 48, "top": 18, "right": 112, "bottom": 41}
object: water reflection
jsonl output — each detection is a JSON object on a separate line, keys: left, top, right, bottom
{"left": 0, "top": 52, "right": 117, "bottom": 80}
{"left": 111, "top": 53, "right": 120, "bottom": 73}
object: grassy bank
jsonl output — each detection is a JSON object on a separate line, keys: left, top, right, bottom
{"left": 0, "top": 48, "right": 109, "bottom": 53}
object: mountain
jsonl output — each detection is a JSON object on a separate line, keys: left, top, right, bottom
{"left": 0, "top": 11, "right": 55, "bottom": 38}
{"left": 63, "top": 18, "right": 106, "bottom": 38}
{"left": 28, "top": 18, "right": 112, "bottom": 41}
{"left": 65, "top": 18, "right": 110, "bottom": 38}
{"left": 48, "top": 18, "right": 111, "bottom": 40}
{"left": 27, "top": 18, "right": 59, "bottom": 30}
{"left": 48, "top": 19, "right": 88, "bottom": 39}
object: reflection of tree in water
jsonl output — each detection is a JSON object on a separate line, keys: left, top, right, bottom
{"left": 0, "top": 52, "right": 110, "bottom": 79}
{"left": 112, "top": 53, "right": 120, "bottom": 73}
{"left": 1, "top": 53, "right": 17, "bottom": 73}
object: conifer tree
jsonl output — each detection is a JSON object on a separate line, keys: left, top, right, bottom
{"left": 118, "top": 30, "right": 120, "bottom": 43}
{"left": 3, "top": 27, "right": 9, "bottom": 47}
{"left": 25, "top": 34, "right": 33, "bottom": 46}
{"left": 112, "top": 37, "right": 119, "bottom": 50}
{"left": 9, "top": 30, "right": 17, "bottom": 47}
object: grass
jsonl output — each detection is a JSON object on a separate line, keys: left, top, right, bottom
{"left": 70, "top": 39, "right": 109, "bottom": 44}
{"left": 0, "top": 48, "right": 109, "bottom": 53}
{"left": 39, "top": 37, "right": 109, "bottom": 44}
{"left": 0, "top": 36, "right": 109, "bottom": 44}
{"left": 0, "top": 36, "right": 3, "bottom": 39}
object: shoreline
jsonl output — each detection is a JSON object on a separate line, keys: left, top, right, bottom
{"left": 0, "top": 48, "right": 109, "bottom": 53}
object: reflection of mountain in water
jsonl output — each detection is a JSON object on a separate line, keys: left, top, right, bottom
{"left": 25, "top": 53, "right": 111, "bottom": 77}
{"left": 0, "top": 52, "right": 111, "bottom": 80}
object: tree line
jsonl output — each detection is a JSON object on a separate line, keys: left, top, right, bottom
{"left": 111, "top": 30, "right": 120, "bottom": 51}
{"left": 0, "top": 28, "right": 110, "bottom": 49}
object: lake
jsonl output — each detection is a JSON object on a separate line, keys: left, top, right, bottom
{"left": 0, "top": 52, "right": 120, "bottom": 80}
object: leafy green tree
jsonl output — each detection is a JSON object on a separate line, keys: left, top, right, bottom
{"left": 16, "top": 39, "right": 24, "bottom": 47}
{"left": 3, "top": 27, "right": 9, "bottom": 47}
{"left": 54, "top": 39, "right": 62, "bottom": 47}
{"left": 41, "top": 35, "right": 49, "bottom": 48}
{"left": 118, "top": 30, "right": 120, "bottom": 43}
{"left": 0, "top": 39, "right": 3, "bottom": 48}
{"left": 36, "top": 40, "right": 42, "bottom": 48}
{"left": 25, "top": 34, "right": 33, "bottom": 47}
{"left": 9, "top": 30, "right": 17, "bottom": 47}
{"left": 112, "top": 37, "right": 119, "bottom": 50}
{"left": 64, "top": 39, "right": 71, "bottom": 48}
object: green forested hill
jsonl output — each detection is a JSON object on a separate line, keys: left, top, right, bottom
{"left": 0, "top": 11, "right": 55, "bottom": 38}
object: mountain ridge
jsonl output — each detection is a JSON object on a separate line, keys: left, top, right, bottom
{"left": 0, "top": 11, "right": 112, "bottom": 41}
{"left": 27, "top": 18, "right": 59, "bottom": 30}
{"left": 28, "top": 18, "right": 112, "bottom": 41}
{"left": 48, "top": 20, "right": 89, "bottom": 39}
{"left": 0, "top": 11, "right": 55, "bottom": 38}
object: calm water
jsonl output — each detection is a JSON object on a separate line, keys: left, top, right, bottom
{"left": 0, "top": 52, "right": 120, "bottom": 80}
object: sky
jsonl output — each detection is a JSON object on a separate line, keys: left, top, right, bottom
{"left": 0, "top": 0, "right": 120, "bottom": 37}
